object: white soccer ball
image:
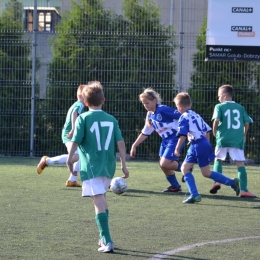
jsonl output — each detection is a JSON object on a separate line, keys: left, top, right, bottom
{"left": 110, "top": 177, "right": 127, "bottom": 195}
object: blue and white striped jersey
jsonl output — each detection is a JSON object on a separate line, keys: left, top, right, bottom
{"left": 176, "top": 109, "right": 211, "bottom": 142}
{"left": 142, "top": 104, "right": 181, "bottom": 139}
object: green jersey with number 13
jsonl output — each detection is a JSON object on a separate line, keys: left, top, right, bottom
{"left": 71, "top": 110, "right": 124, "bottom": 181}
{"left": 212, "top": 101, "right": 253, "bottom": 150}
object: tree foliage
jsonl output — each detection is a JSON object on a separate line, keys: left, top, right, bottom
{"left": 0, "top": 0, "right": 32, "bottom": 156}
{"left": 42, "top": 0, "right": 178, "bottom": 158}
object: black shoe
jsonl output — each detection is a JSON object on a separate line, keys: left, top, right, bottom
{"left": 162, "top": 186, "right": 182, "bottom": 193}
{"left": 209, "top": 182, "right": 221, "bottom": 194}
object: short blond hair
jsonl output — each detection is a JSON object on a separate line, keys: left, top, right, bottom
{"left": 174, "top": 92, "right": 192, "bottom": 107}
{"left": 77, "top": 84, "right": 87, "bottom": 97}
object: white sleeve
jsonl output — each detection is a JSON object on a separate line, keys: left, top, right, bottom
{"left": 141, "top": 123, "right": 154, "bottom": 136}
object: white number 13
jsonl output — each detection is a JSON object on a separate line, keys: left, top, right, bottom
{"left": 90, "top": 121, "right": 114, "bottom": 150}
{"left": 224, "top": 109, "right": 240, "bottom": 129}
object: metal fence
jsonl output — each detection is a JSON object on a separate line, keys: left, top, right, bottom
{"left": 1, "top": 0, "right": 260, "bottom": 163}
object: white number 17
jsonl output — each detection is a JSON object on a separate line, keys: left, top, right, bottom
{"left": 90, "top": 121, "right": 114, "bottom": 150}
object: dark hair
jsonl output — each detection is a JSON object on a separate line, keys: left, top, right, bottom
{"left": 82, "top": 81, "right": 104, "bottom": 106}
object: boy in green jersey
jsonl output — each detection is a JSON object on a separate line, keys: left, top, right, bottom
{"left": 210, "top": 84, "right": 256, "bottom": 198}
{"left": 37, "top": 84, "right": 86, "bottom": 187}
{"left": 66, "top": 81, "right": 129, "bottom": 253}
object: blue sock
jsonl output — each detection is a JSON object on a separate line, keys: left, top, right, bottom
{"left": 184, "top": 172, "right": 199, "bottom": 196}
{"left": 166, "top": 174, "right": 180, "bottom": 187}
{"left": 210, "top": 171, "right": 233, "bottom": 186}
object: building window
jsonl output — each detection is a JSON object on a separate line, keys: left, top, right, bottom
{"left": 24, "top": 7, "right": 61, "bottom": 32}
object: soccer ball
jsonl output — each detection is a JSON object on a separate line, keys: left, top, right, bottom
{"left": 110, "top": 177, "right": 127, "bottom": 195}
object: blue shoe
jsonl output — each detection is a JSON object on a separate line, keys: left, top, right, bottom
{"left": 183, "top": 195, "right": 201, "bottom": 204}
{"left": 231, "top": 178, "right": 240, "bottom": 196}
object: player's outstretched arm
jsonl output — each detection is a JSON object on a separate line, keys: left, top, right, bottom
{"left": 130, "top": 133, "right": 148, "bottom": 158}
{"left": 117, "top": 140, "right": 129, "bottom": 178}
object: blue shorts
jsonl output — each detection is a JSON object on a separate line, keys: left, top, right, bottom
{"left": 184, "top": 137, "right": 215, "bottom": 167}
{"left": 159, "top": 137, "right": 183, "bottom": 161}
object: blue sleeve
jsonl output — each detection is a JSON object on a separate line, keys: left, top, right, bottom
{"left": 176, "top": 117, "right": 189, "bottom": 137}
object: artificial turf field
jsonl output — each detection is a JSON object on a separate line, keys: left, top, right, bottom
{"left": 1, "top": 157, "right": 260, "bottom": 260}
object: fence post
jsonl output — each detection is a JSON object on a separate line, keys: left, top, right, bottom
{"left": 30, "top": 0, "right": 37, "bottom": 157}
{"left": 178, "top": 0, "right": 184, "bottom": 93}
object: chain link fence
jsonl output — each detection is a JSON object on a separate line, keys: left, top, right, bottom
{"left": 1, "top": 0, "right": 260, "bottom": 163}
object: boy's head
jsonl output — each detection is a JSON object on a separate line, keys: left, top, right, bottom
{"left": 82, "top": 81, "right": 105, "bottom": 107}
{"left": 173, "top": 92, "right": 192, "bottom": 113}
{"left": 218, "top": 84, "right": 233, "bottom": 103}
{"left": 77, "top": 84, "right": 87, "bottom": 101}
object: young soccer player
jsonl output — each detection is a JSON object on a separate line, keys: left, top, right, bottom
{"left": 37, "top": 84, "right": 87, "bottom": 187}
{"left": 130, "top": 88, "right": 183, "bottom": 192}
{"left": 210, "top": 84, "right": 256, "bottom": 198}
{"left": 173, "top": 92, "right": 240, "bottom": 203}
{"left": 66, "top": 81, "right": 129, "bottom": 253}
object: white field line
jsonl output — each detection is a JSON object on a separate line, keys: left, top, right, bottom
{"left": 147, "top": 236, "right": 260, "bottom": 260}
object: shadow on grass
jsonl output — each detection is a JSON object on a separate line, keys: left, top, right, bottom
{"left": 113, "top": 248, "right": 208, "bottom": 259}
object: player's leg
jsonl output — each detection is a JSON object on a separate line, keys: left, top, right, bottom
{"left": 209, "top": 148, "right": 227, "bottom": 194}
{"left": 159, "top": 141, "right": 182, "bottom": 192}
{"left": 229, "top": 149, "right": 256, "bottom": 198}
{"left": 85, "top": 177, "right": 114, "bottom": 253}
{"left": 65, "top": 142, "right": 81, "bottom": 187}
{"left": 182, "top": 161, "right": 201, "bottom": 203}
{"left": 37, "top": 154, "right": 68, "bottom": 174}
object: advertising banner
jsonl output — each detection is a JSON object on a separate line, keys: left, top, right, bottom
{"left": 206, "top": 0, "right": 260, "bottom": 61}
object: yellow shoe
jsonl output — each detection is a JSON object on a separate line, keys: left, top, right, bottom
{"left": 66, "top": 180, "right": 81, "bottom": 187}
{"left": 240, "top": 190, "right": 257, "bottom": 198}
{"left": 37, "top": 156, "right": 49, "bottom": 174}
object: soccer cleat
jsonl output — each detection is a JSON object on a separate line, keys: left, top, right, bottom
{"left": 183, "top": 195, "right": 202, "bottom": 204}
{"left": 231, "top": 178, "right": 240, "bottom": 196}
{"left": 210, "top": 182, "right": 221, "bottom": 194}
{"left": 162, "top": 186, "right": 182, "bottom": 193}
{"left": 98, "top": 242, "right": 114, "bottom": 253}
{"left": 37, "top": 156, "right": 49, "bottom": 174}
{"left": 65, "top": 180, "right": 82, "bottom": 187}
{"left": 240, "top": 190, "right": 257, "bottom": 198}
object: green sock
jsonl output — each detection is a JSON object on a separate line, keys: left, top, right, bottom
{"left": 98, "top": 210, "right": 109, "bottom": 239}
{"left": 238, "top": 166, "right": 247, "bottom": 191}
{"left": 213, "top": 161, "right": 222, "bottom": 173}
{"left": 95, "top": 212, "right": 112, "bottom": 245}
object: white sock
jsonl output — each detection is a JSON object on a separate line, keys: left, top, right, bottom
{"left": 73, "top": 160, "right": 80, "bottom": 172}
{"left": 68, "top": 174, "right": 77, "bottom": 182}
{"left": 46, "top": 154, "right": 68, "bottom": 165}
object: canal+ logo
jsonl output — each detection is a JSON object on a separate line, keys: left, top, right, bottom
{"left": 231, "top": 26, "right": 252, "bottom": 32}
{"left": 232, "top": 7, "right": 253, "bottom": 13}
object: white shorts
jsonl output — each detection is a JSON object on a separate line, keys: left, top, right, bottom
{"left": 215, "top": 147, "right": 245, "bottom": 161}
{"left": 82, "top": 176, "right": 111, "bottom": 197}
{"left": 65, "top": 142, "right": 78, "bottom": 155}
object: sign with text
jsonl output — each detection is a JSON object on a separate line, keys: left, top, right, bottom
{"left": 206, "top": 0, "right": 260, "bottom": 61}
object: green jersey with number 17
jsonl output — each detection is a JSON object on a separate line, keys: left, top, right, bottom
{"left": 71, "top": 110, "right": 124, "bottom": 181}
{"left": 212, "top": 101, "right": 253, "bottom": 149}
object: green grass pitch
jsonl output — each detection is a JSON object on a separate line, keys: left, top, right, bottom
{"left": 0, "top": 157, "right": 260, "bottom": 260}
